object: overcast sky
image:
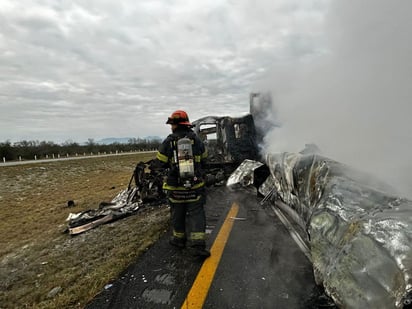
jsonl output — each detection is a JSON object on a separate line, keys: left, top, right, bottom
{"left": 0, "top": 0, "right": 327, "bottom": 143}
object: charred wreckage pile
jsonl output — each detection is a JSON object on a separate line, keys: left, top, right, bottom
{"left": 66, "top": 93, "right": 412, "bottom": 308}
{"left": 65, "top": 112, "right": 259, "bottom": 235}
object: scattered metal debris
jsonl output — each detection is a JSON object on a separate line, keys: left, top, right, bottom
{"left": 66, "top": 161, "right": 166, "bottom": 235}
{"left": 65, "top": 159, "right": 230, "bottom": 235}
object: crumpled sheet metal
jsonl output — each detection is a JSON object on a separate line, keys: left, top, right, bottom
{"left": 226, "top": 159, "right": 263, "bottom": 188}
{"left": 66, "top": 188, "right": 141, "bottom": 225}
{"left": 264, "top": 152, "right": 412, "bottom": 308}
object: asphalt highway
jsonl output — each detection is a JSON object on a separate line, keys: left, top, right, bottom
{"left": 86, "top": 186, "right": 336, "bottom": 309}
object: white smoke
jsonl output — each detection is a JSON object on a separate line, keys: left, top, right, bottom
{"left": 259, "top": 0, "right": 412, "bottom": 198}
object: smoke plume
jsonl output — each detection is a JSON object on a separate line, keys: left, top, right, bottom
{"left": 258, "top": 0, "right": 412, "bottom": 198}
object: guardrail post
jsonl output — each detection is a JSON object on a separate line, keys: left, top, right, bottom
{"left": 2, "top": 157, "right": 5, "bottom": 163}
{"left": 19, "top": 156, "right": 21, "bottom": 161}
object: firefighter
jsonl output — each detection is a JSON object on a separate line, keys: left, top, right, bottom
{"left": 152, "top": 110, "right": 210, "bottom": 258}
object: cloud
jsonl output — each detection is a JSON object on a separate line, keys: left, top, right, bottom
{"left": 0, "top": 0, "right": 327, "bottom": 143}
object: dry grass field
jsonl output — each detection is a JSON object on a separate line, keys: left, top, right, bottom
{"left": 0, "top": 153, "right": 170, "bottom": 308}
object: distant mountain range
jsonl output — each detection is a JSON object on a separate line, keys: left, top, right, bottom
{"left": 96, "top": 136, "right": 162, "bottom": 145}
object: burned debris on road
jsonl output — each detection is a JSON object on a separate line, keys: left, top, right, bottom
{"left": 68, "top": 93, "right": 412, "bottom": 308}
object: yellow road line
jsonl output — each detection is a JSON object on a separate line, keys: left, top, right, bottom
{"left": 181, "top": 202, "right": 240, "bottom": 309}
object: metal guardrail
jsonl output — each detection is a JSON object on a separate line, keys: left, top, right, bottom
{"left": 1, "top": 150, "right": 157, "bottom": 167}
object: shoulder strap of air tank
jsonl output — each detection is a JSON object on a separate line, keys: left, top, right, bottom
{"left": 185, "top": 131, "right": 196, "bottom": 140}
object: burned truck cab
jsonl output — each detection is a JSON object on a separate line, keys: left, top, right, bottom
{"left": 192, "top": 114, "right": 259, "bottom": 174}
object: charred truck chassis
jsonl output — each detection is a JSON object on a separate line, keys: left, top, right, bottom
{"left": 192, "top": 114, "right": 259, "bottom": 176}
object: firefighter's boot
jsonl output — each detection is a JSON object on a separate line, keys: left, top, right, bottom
{"left": 188, "top": 245, "right": 210, "bottom": 258}
{"left": 169, "top": 236, "right": 186, "bottom": 248}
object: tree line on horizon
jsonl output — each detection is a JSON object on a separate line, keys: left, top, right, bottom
{"left": 0, "top": 138, "right": 161, "bottom": 161}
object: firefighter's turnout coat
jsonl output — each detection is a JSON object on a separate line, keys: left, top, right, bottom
{"left": 155, "top": 125, "right": 208, "bottom": 245}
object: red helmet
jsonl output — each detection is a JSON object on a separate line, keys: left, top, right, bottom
{"left": 166, "top": 110, "right": 192, "bottom": 126}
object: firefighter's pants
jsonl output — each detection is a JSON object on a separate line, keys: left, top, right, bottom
{"left": 169, "top": 196, "right": 206, "bottom": 248}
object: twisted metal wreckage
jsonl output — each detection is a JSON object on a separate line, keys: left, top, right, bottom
{"left": 66, "top": 113, "right": 258, "bottom": 235}
{"left": 227, "top": 154, "right": 412, "bottom": 309}
{"left": 66, "top": 161, "right": 167, "bottom": 235}
{"left": 66, "top": 94, "right": 412, "bottom": 308}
